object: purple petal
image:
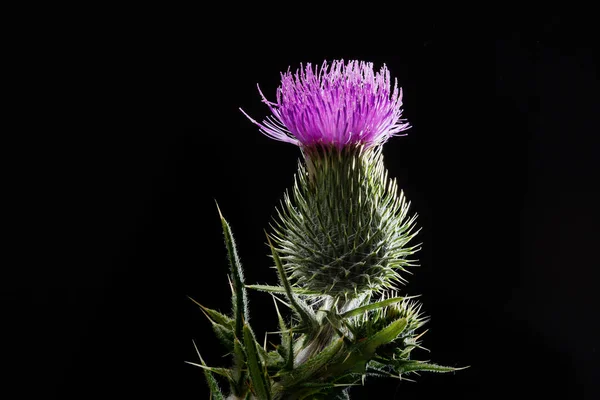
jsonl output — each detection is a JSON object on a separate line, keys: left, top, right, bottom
{"left": 241, "top": 60, "right": 411, "bottom": 150}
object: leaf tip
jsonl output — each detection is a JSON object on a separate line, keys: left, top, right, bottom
{"left": 215, "top": 199, "right": 224, "bottom": 220}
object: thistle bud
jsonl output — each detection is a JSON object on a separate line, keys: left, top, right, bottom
{"left": 273, "top": 145, "right": 420, "bottom": 299}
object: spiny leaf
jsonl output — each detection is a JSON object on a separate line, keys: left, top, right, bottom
{"left": 231, "top": 337, "right": 247, "bottom": 397}
{"left": 326, "top": 318, "right": 409, "bottom": 377}
{"left": 265, "top": 350, "right": 285, "bottom": 368}
{"left": 286, "top": 379, "right": 359, "bottom": 400}
{"left": 280, "top": 337, "right": 344, "bottom": 387}
{"left": 184, "top": 361, "right": 232, "bottom": 379}
{"left": 188, "top": 296, "right": 234, "bottom": 349}
{"left": 243, "top": 324, "right": 272, "bottom": 400}
{"left": 186, "top": 341, "right": 225, "bottom": 400}
{"left": 395, "top": 361, "right": 466, "bottom": 374}
{"left": 201, "top": 368, "right": 225, "bottom": 400}
{"left": 339, "top": 296, "right": 419, "bottom": 319}
{"left": 211, "top": 323, "right": 234, "bottom": 351}
{"left": 216, "top": 201, "right": 248, "bottom": 340}
{"left": 273, "top": 296, "right": 294, "bottom": 371}
{"left": 266, "top": 233, "right": 317, "bottom": 334}
{"left": 361, "top": 318, "right": 408, "bottom": 355}
{"left": 188, "top": 296, "right": 234, "bottom": 327}
{"left": 246, "top": 284, "right": 320, "bottom": 296}
{"left": 297, "top": 382, "right": 361, "bottom": 389}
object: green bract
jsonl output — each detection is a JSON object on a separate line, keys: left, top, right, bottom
{"left": 272, "top": 145, "right": 420, "bottom": 300}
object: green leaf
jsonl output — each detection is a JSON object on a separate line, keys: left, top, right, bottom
{"left": 395, "top": 361, "right": 465, "bottom": 374}
{"left": 325, "top": 318, "right": 409, "bottom": 377}
{"left": 273, "top": 296, "right": 294, "bottom": 371}
{"left": 186, "top": 341, "right": 225, "bottom": 400}
{"left": 246, "top": 284, "right": 320, "bottom": 296}
{"left": 361, "top": 318, "right": 408, "bottom": 355}
{"left": 284, "top": 375, "right": 359, "bottom": 399}
{"left": 211, "top": 323, "right": 234, "bottom": 351}
{"left": 265, "top": 350, "right": 285, "bottom": 368}
{"left": 184, "top": 361, "right": 232, "bottom": 379}
{"left": 188, "top": 296, "right": 234, "bottom": 327}
{"left": 266, "top": 234, "right": 317, "bottom": 335}
{"left": 188, "top": 296, "right": 235, "bottom": 350}
{"left": 297, "top": 382, "right": 361, "bottom": 390}
{"left": 339, "top": 296, "right": 419, "bottom": 319}
{"left": 280, "top": 338, "right": 344, "bottom": 387}
{"left": 231, "top": 337, "right": 247, "bottom": 397}
{"left": 216, "top": 202, "right": 249, "bottom": 341}
{"left": 243, "top": 324, "right": 272, "bottom": 400}
{"left": 203, "top": 369, "right": 225, "bottom": 400}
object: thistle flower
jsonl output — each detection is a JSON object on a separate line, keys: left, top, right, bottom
{"left": 189, "top": 60, "right": 461, "bottom": 400}
{"left": 240, "top": 60, "right": 410, "bottom": 150}
{"left": 241, "top": 60, "right": 418, "bottom": 299}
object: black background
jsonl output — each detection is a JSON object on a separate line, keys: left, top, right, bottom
{"left": 7, "top": 20, "right": 599, "bottom": 399}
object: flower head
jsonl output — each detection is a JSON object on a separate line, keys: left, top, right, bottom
{"left": 240, "top": 60, "right": 410, "bottom": 150}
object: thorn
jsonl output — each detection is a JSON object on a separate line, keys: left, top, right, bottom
{"left": 342, "top": 348, "right": 353, "bottom": 364}
{"left": 187, "top": 295, "right": 201, "bottom": 307}
{"left": 192, "top": 340, "right": 205, "bottom": 364}
{"left": 267, "top": 330, "right": 288, "bottom": 335}
{"left": 272, "top": 294, "right": 281, "bottom": 311}
{"left": 273, "top": 294, "right": 292, "bottom": 309}
{"left": 399, "top": 375, "right": 417, "bottom": 383}
{"left": 184, "top": 361, "right": 204, "bottom": 368}
{"left": 414, "top": 329, "right": 429, "bottom": 341}
{"left": 199, "top": 308, "right": 216, "bottom": 325}
{"left": 227, "top": 275, "right": 234, "bottom": 295}
{"left": 215, "top": 199, "right": 224, "bottom": 220}
{"left": 415, "top": 344, "right": 431, "bottom": 352}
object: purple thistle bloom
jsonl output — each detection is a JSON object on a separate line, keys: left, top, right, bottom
{"left": 240, "top": 60, "right": 410, "bottom": 150}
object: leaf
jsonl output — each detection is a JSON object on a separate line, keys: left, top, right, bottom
{"left": 243, "top": 324, "right": 272, "bottom": 400}
{"left": 184, "top": 361, "right": 232, "bottom": 379}
{"left": 231, "top": 337, "right": 247, "bottom": 397}
{"left": 395, "top": 361, "right": 466, "bottom": 374}
{"left": 280, "top": 338, "right": 344, "bottom": 387}
{"left": 265, "top": 350, "right": 285, "bottom": 368}
{"left": 284, "top": 374, "right": 360, "bottom": 399}
{"left": 211, "top": 323, "right": 234, "bottom": 351}
{"left": 216, "top": 201, "right": 249, "bottom": 341}
{"left": 188, "top": 296, "right": 235, "bottom": 350}
{"left": 188, "top": 296, "right": 234, "bottom": 327}
{"left": 361, "top": 318, "right": 408, "bottom": 355}
{"left": 246, "top": 284, "right": 320, "bottom": 296}
{"left": 186, "top": 341, "right": 225, "bottom": 400}
{"left": 326, "top": 318, "right": 409, "bottom": 377}
{"left": 339, "top": 296, "right": 419, "bottom": 319}
{"left": 273, "top": 296, "right": 294, "bottom": 371}
{"left": 266, "top": 234, "right": 317, "bottom": 335}
{"left": 203, "top": 368, "right": 225, "bottom": 400}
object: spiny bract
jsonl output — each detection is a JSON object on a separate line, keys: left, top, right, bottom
{"left": 271, "top": 145, "right": 421, "bottom": 299}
